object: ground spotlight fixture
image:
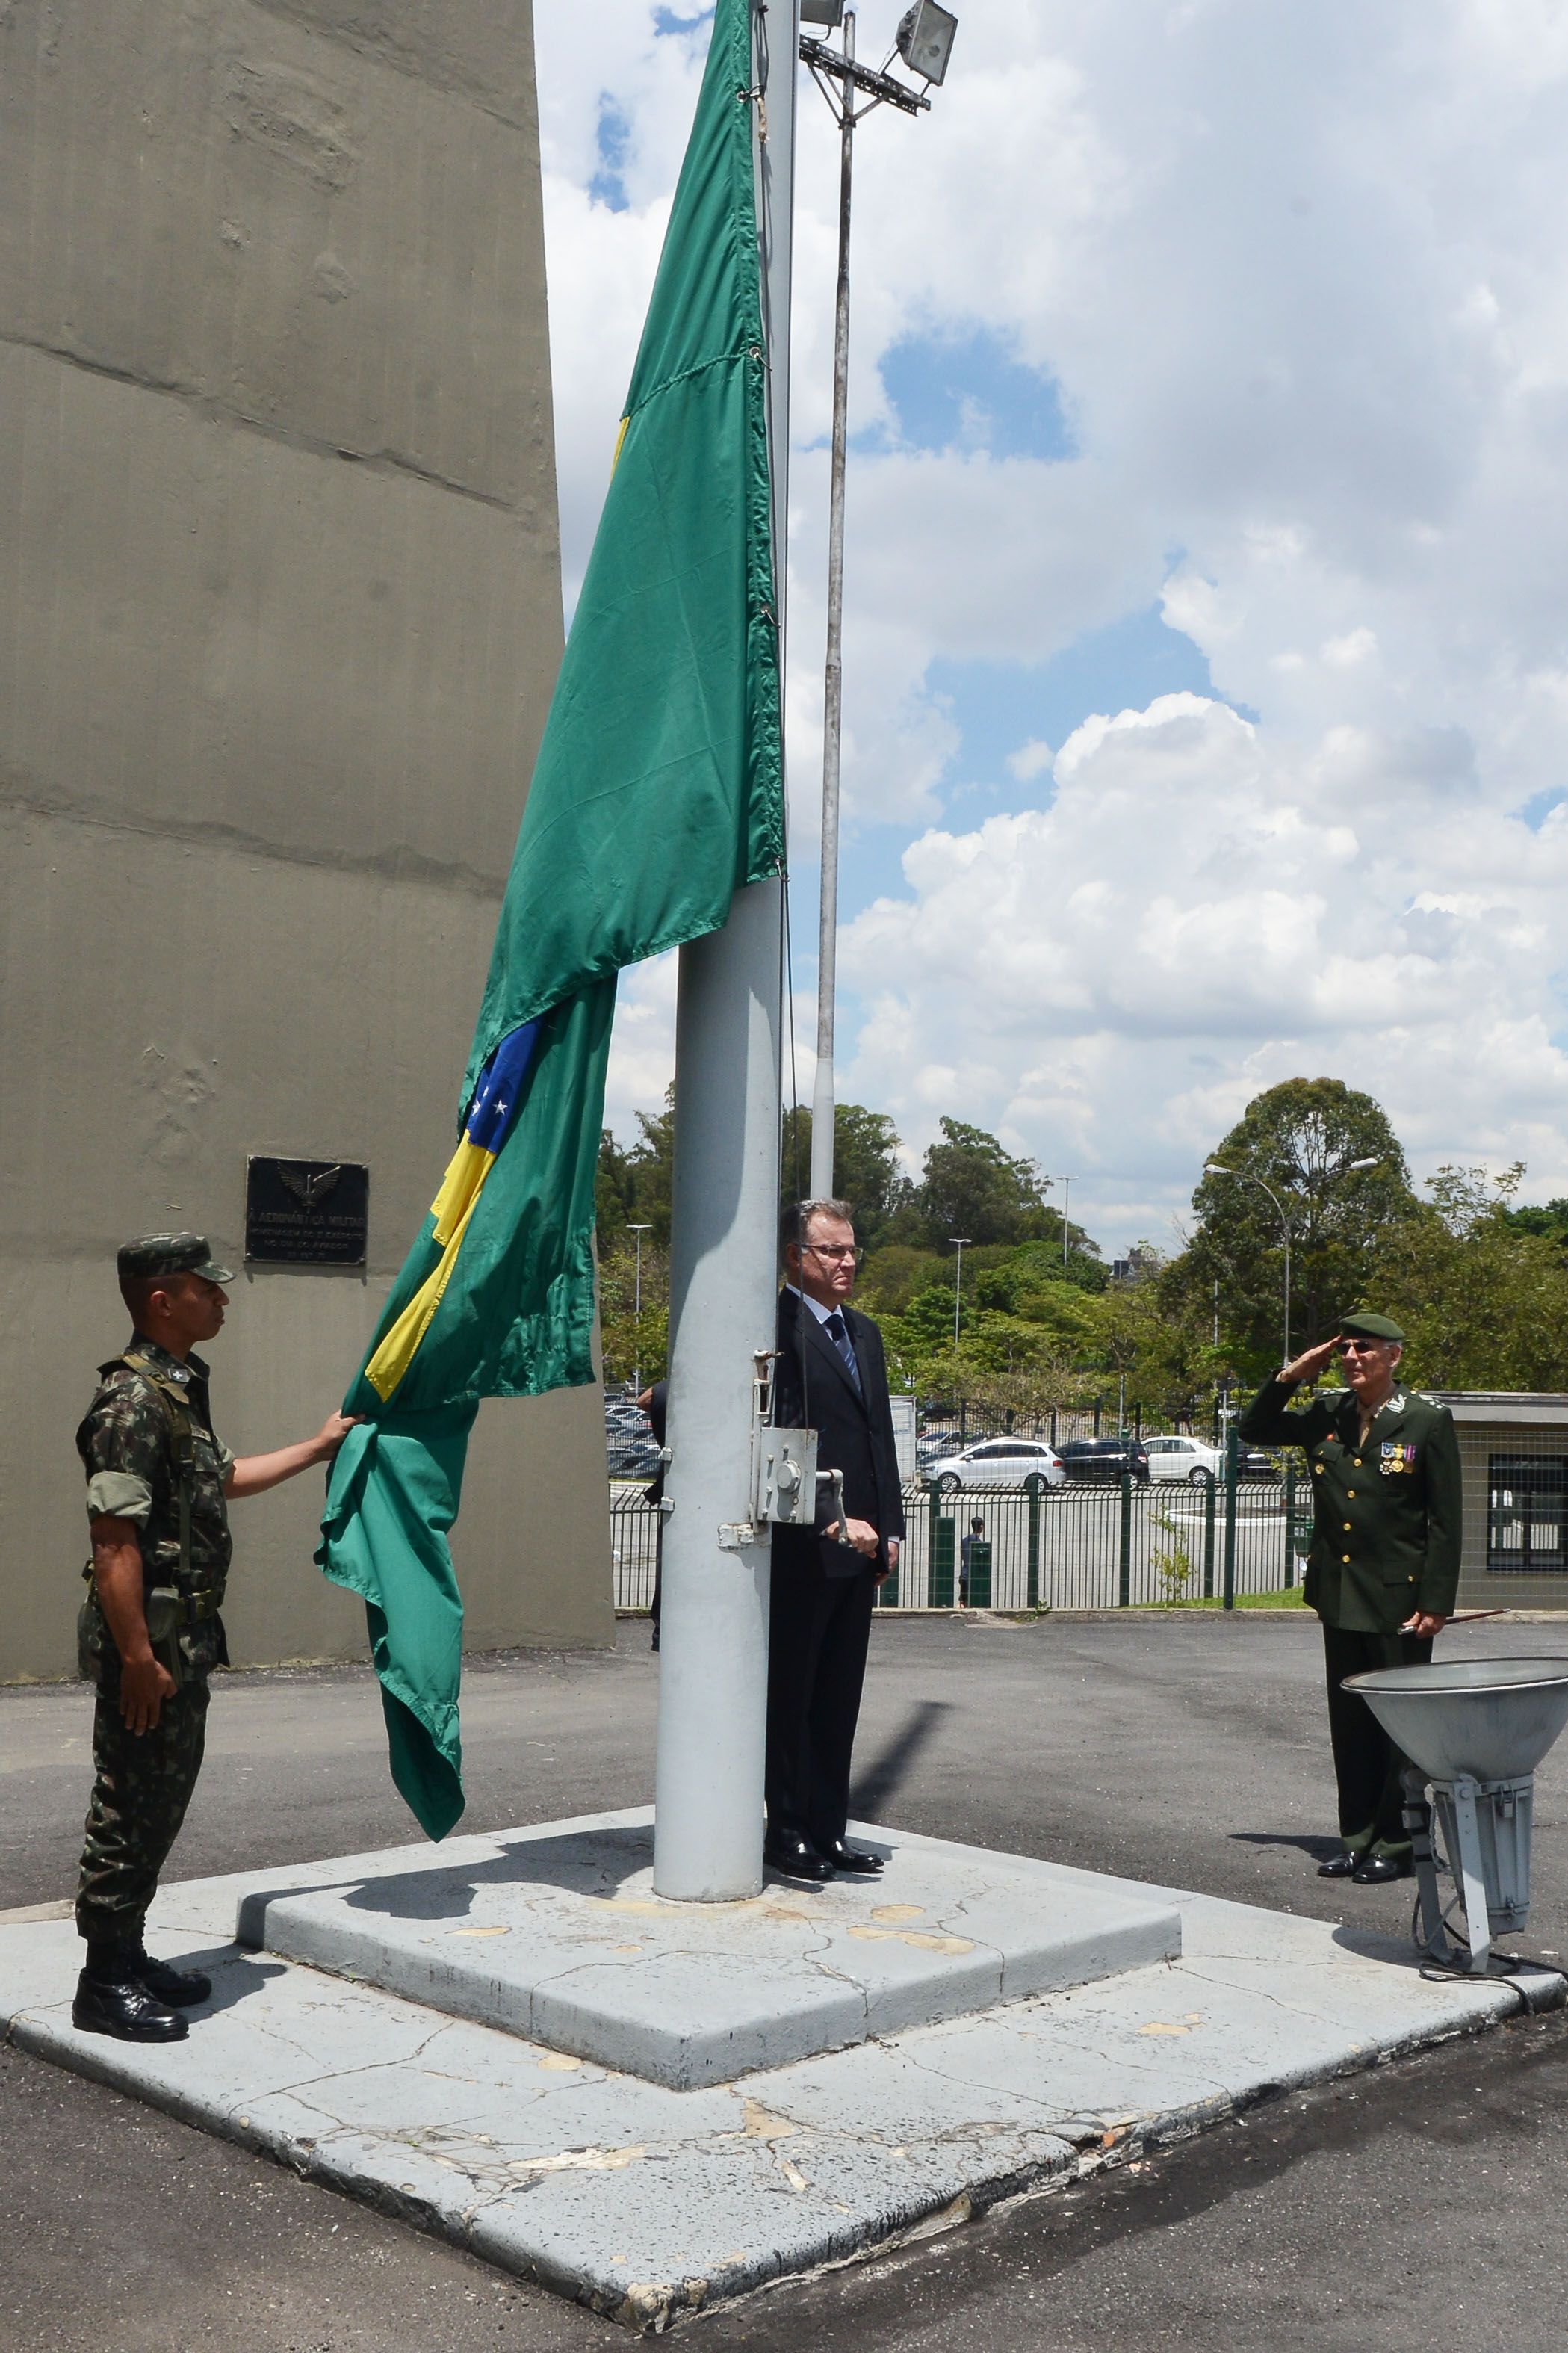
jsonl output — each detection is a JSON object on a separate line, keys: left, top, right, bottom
{"left": 896, "top": 1, "right": 958, "bottom": 86}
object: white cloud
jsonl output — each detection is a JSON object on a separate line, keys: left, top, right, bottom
{"left": 835, "top": 695, "right": 1568, "bottom": 1245}
{"left": 533, "top": 2, "right": 1568, "bottom": 1240}
{"left": 1007, "top": 739, "right": 1055, "bottom": 782}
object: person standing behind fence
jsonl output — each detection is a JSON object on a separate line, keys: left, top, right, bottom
{"left": 960, "top": 1515, "right": 985, "bottom": 1607}
{"left": 1239, "top": 1311, "right": 1460, "bottom": 1884}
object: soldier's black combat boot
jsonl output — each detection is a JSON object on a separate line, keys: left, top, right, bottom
{"left": 72, "top": 1944, "right": 188, "bottom": 2042}
{"left": 124, "top": 1941, "right": 213, "bottom": 2007}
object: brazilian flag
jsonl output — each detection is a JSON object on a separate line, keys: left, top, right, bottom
{"left": 318, "top": 0, "right": 783, "bottom": 1840}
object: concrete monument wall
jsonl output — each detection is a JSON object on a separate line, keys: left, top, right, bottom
{"left": 0, "top": 0, "right": 616, "bottom": 1679}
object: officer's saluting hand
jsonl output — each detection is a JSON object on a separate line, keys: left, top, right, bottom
{"left": 73, "top": 1233, "right": 360, "bottom": 2046}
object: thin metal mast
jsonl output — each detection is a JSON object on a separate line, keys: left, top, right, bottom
{"left": 808, "top": 9, "right": 855, "bottom": 1201}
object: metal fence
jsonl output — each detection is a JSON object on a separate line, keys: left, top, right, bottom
{"left": 609, "top": 1468, "right": 1312, "bottom": 1613}
{"left": 610, "top": 1482, "right": 663, "bottom": 1611}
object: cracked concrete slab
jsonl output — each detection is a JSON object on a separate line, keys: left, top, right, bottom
{"left": 3, "top": 1816, "right": 1559, "bottom": 2332}
{"left": 230, "top": 1808, "right": 1183, "bottom": 2086}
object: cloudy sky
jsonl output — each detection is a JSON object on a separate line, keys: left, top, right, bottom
{"left": 533, "top": 0, "right": 1568, "bottom": 1255}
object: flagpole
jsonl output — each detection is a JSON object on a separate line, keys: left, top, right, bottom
{"left": 653, "top": 0, "right": 797, "bottom": 1903}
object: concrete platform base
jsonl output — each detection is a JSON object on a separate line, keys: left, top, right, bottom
{"left": 4, "top": 1814, "right": 1561, "bottom": 2334}
{"left": 232, "top": 1810, "right": 1183, "bottom": 2087}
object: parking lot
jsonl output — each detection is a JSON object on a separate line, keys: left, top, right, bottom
{"left": 7, "top": 1612, "right": 1568, "bottom": 2350}
{"left": 611, "top": 1473, "right": 1303, "bottom": 1612}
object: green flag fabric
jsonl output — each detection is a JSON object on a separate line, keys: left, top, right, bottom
{"left": 317, "top": 0, "right": 783, "bottom": 1841}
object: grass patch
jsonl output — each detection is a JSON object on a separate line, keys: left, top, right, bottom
{"left": 1156, "top": 1584, "right": 1307, "bottom": 1610}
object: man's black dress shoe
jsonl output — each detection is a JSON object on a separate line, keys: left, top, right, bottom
{"left": 822, "top": 1841, "right": 884, "bottom": 1876}
{"left": 131, "top": 1946, "right": 212, "bottom": 2007}
{"left": 72, "top": 1968, "right": 188, "bottom": 2043}
{"left": 763, "top": 1834, "right": 834, "bottom": 1884}
{"left": 1317, "top": 1850, "right": 1364, "bottom": 1878}
{"left": 1351, "top": 1852, "right": 1413, "bottom": 1885}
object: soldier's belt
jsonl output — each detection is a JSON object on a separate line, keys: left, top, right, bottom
{"left": 147, "top": 1586, "right": 221, "bottom": 1629}
{"left": 143, "top": 1586, "right": 220, "bottom": 1693}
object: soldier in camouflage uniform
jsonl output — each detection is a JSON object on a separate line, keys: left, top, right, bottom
{"left": 74, "top": 1233, "right": 356, "bottom": 2042}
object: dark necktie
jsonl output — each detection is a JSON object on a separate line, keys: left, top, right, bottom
{"left": 824, "top": 1310, "right": 861, "bottom": 1391}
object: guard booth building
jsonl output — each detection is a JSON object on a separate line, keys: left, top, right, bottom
{"left": 1433, "top": 1394, "right": 1568, "bottom": 1614}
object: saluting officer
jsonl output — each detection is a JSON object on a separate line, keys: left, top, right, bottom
{"left": 1239, "top": 1311, "right": 1461, "bottom": 1885}
{"left": 73, "top": 1234, "right": 356, "bottom": 2042}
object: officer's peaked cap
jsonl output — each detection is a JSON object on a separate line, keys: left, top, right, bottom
{"left": 117, "top": 1232, "right": 235, "bottom": 1286}
{"left": 1339, "top": 1310, "right": 1405, "bottom": 1344}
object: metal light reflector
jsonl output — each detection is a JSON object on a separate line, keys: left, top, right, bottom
{"left": 896, "top": 1, "right": 958, "bottom": 86}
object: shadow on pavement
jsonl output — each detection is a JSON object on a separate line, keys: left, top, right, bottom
{"left": 849, "top": 1699, "right": 955, "bottom": 1816}
{"left": 1230, "top": 1829, "right": 1342, "bottom": 1861}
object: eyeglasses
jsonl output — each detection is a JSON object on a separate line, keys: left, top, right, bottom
{"left": 805, "top": 1242, "right": 864, "bottom": 1265}
{"left": 1339, "top": 1339, "right": 1386, "bottom": 1355}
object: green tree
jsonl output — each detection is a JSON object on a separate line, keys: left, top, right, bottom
{"left": 855, "top": 1243, "right": 947, "bottom": 1316}
{"left": 595, "top": 1087, "right": 675, "bottom": 1386}
{"left": 595, "top": 1087, "right": 675, "bottom": 1248}
{"left": 1500, "top": 1197, "right": 1568, "bottom": 1251}
{"left": 778, "top": 1101, "right": 912, "bottom": 1250}
{"left": 1372, "top": 1164, "right": 1568, "bottom": 1389}
{"left": 596, "top": 1236, "right": 669, "bottom": 1389}
{"left": 1175, "top": 1077, "right": 1416, "bottom": 1371}
{"left": 915, "top": 1118, "right": 1051, "bottom": 1249}
{"left": 978, "top": 1234, "right": 1107, "bottom": 1300}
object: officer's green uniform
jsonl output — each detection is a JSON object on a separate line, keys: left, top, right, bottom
{"left": 1239, "top": 1314, "right": 1462, "bottom": 1859}
{"left": 75, "top": 1237, "right": 235, "bottom": 1952}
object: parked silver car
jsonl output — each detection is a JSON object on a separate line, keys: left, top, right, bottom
{"left": 925, "top": 1437, "right": 1065, "bottom": 1493}
{"left": 1143, "top": 1433, "right": 1277, "bottom": 1485}
{"left": 1143, "top": 1434, "right": 1224, "bottom": 1487}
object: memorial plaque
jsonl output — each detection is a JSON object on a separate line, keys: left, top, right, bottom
{"left": 245, "top": 1157, "right": 368, "bottom": 1267}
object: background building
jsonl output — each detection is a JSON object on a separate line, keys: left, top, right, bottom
{"left": 1438, "top": 1394, "right": 1568, "bottom": 1615}
{"left": 0, "top": 0, "right": 613, "bottom": 1679}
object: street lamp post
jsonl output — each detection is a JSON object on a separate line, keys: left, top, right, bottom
{"left": 1056, "top": 1175, "right": 1077, "bottom": 1270}
{"left": 627, "top": 1224, "right": 652, "bottom": 1394}
{"left": 1204, "top": 1157, "right": 1379, "bottom": 1364}
{"left": 801, "top": 2, "right": 958, "bottom": 1197}
{"left": 949, "top": 1235, "right": 971, "bottom": 1360}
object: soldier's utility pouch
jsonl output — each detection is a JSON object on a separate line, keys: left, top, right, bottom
{"left": 143, "top": 1588, "right": 185, "bottom": 1691}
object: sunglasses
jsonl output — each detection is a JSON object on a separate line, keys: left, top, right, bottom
{"left": 805, "top": 1242, "right": 864, "bottom": 1265}
{"left": 1338, "top": 1339, "right": 1387, "bottom": 1355}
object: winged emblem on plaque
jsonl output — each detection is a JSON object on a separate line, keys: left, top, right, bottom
{"left": 278, "top": 1162, "right": 343, "bottom": 1215}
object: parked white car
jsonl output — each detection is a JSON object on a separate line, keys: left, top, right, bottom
{"left": 924, "top": 1438, "right": 1066, "bottom": 1492}
{"left": 1143, "top": 1434, "right": 1223, "bottom": 1486}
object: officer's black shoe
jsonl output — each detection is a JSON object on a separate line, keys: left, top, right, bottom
{"left": 130, "top": 1947, "right": 212, "bottom": 2008}
{"left": 762, "top": 1832, "right": 834, "bottom": 1883}
{"left": 1317, "top": 1849, "right": 1365, "bottom": 1878}
{"left": 822, "top": 1840, "right": 885, "bottom": 1876}
{"left": 72, "top": 1967, "right": 188, "bottom": 2043}
{"left": 1351, "top": 1851, "right": 1414, "bottom": 1885}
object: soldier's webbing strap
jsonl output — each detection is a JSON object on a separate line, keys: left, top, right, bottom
{"left": 117, "top": 1352, "right": 197, "bottom": 1593}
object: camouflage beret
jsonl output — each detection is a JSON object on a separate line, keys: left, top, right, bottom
{"left": 117, "top": 1232, "right": 235, "bottom": 1286}
{"left": 1339, "top": 1310, "right": 1405, "bottom": 1344}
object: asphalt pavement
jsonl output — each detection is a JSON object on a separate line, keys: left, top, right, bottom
{"left": 6, "top": 1610, "right": 1568, "bottom": 2349}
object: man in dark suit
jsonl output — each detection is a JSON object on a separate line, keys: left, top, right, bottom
{"left": 765, "top": 1198, "right": 905, "bottom": 1882}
